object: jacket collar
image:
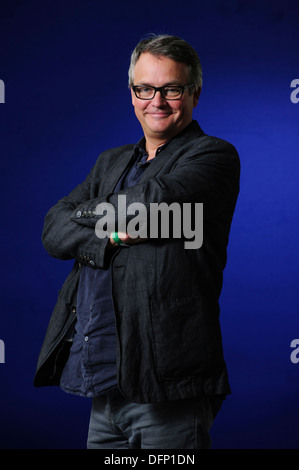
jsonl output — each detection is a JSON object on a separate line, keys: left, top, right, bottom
{"left": 138, "top": 120, "right": 204, "bottom": 181}
{"left": 101, "top": 120, "right": 204, "bottom": 193}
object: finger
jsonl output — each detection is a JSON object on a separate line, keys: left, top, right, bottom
{"left": 117, "top": 232, "right": 130, "bottom": 242}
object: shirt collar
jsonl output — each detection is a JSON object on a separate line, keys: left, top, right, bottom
{"left": 133, "top": 137, "right": 170, "bottom": 164}
{"left": 133, "top": 120, "right": 197, "bottom": 160}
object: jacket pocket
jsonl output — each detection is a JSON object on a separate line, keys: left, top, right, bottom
{"left": 150, "top": 297, "right": 222, "bottom": 380}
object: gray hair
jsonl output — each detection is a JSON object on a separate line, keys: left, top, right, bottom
{"left": 128, "top": 34, "right": 202, "bottom": 90}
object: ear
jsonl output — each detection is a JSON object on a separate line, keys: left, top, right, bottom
{"left": 193, "top": 87, "right": 201, "bottom": 108}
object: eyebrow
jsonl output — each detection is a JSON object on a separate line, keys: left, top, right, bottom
{"left": 135, "top": 81, "right": 183, "bottom": 87}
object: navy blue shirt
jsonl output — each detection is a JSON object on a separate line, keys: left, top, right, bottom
{"left": 60, "top": 143, "right": 153, "bottom": 397}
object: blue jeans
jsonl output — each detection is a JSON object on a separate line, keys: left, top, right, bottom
{"left": 87, "top": 388, "right": 222, "bottom": 449}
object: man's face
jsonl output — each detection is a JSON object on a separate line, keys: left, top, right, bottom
{"left": 131, "top": 53, "right": 200, "bottom": 143}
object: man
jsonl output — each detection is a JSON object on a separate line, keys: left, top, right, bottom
{"left": 34, "top": 34, "right": 240, "bottom": 449}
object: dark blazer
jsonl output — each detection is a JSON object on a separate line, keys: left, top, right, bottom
{"left": 34, "top": 120, "right": 240, "bottom": 403}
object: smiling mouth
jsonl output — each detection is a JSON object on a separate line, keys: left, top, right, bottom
{"left": 148, "top": 112, "right": 171, "bottom": 117}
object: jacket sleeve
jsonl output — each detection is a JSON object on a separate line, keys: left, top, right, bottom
{"left": 41, "top": 167, "right": 110, "bottom": 269}
{"left": 71, "top": 138, "right": 240, "bottom": 233}
{"left": 42, "top": 137, "right": 240, "bottom": 266}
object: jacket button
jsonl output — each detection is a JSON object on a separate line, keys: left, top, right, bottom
{"left": 76, "top": 210, "right": 82, "bottom": 218}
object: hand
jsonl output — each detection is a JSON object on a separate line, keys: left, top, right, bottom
{"left": 109, "top": 232, "right": 148, "bottom": 247}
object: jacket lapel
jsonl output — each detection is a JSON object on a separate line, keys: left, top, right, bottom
{"left": 98, "top": 120, "right": 204, "bottom": 193}
{"left": 99, "top": 148, "right": 135, "bottom": 195}
{"left": 139, "top": 120, "right": 204, "bottom": 181}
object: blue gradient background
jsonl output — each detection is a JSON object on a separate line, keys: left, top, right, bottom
{"left": 0, "top": 0, "right": 298, "bottom": 449}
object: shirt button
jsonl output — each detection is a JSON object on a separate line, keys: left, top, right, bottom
{"left": 76, "top": 210, "right": 82, "bottom": 218}
{"left": 84, "top": 336, "right": 89, "bottom": 342}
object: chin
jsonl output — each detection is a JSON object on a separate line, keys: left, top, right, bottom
{"left": 148, "top": 121, "right": 176, "bottom": 135}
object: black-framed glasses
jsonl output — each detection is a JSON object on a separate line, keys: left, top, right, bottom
{"left": 132, "top": 84, "right": 195, "bottom": 100}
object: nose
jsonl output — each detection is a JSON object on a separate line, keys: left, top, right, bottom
{"left": 151, "top": 90, "right": 167, "bottom": 106}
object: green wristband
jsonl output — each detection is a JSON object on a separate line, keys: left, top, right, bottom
{"left": 111, "top": 232, "right": 124, "bottom": 245}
